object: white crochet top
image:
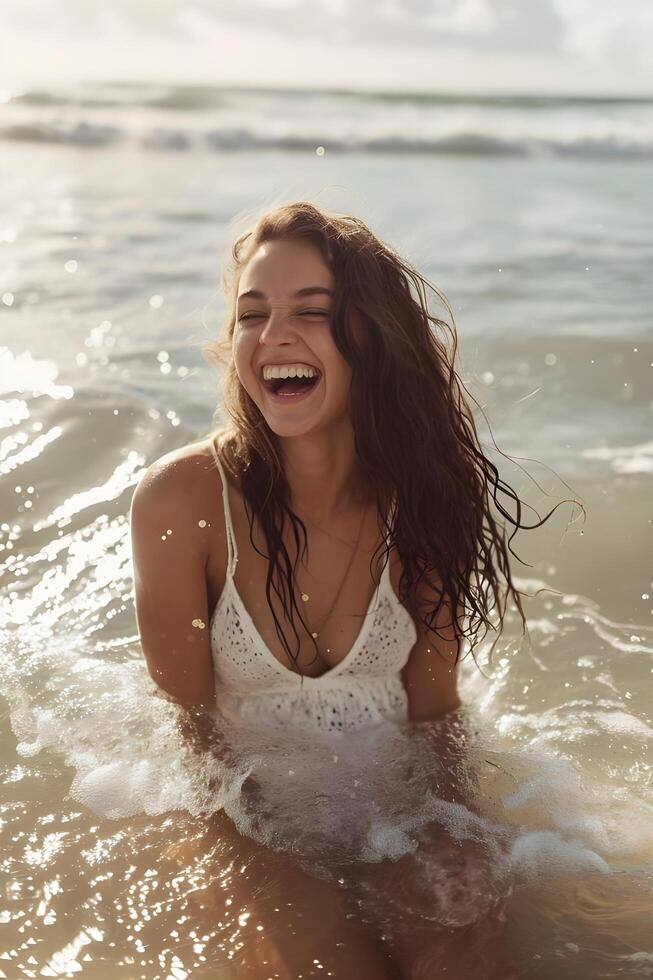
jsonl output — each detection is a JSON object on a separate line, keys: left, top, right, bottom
{"left": 209, "top": 452, "right": 417, "bottom": 733}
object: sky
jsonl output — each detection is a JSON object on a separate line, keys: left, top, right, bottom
{"left": 0, "top": 0, "right": 652, "bottom": 96}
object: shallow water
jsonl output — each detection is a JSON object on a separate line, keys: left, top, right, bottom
{"left": 1, "top": 84, "right": 652, "bottom": 978}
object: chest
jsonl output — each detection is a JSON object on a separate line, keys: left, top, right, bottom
{"left": 206, "top": 492, "right": 408, "bottom": 678}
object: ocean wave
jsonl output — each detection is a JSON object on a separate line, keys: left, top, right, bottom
{"left": 10, "top": 84, "right": 653, "bottom": 112}
{"left": 2, "top": 119, "right": 652, "bottom": 158}
{"left": 10, "top": 84, "right": 229, "bottom": 111}
{"left": 4, "top": 82, "right": 653, "bottom": 158}
{"left": 1, "top": 120, "right": 122, "bottom": 146}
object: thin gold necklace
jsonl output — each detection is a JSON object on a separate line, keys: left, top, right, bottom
{"left": 299, "top": 501, "right": 368, "bottom": 641}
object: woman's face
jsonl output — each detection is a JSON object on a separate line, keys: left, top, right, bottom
{"left": 233, "top": 237, "right": 354, "bottom": 439}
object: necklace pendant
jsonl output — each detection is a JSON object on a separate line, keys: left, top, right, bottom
{"left": 301, "top": 593, "right": 309, "bottom": 602}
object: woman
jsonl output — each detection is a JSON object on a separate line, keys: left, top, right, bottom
{"left": 130, "top": 202, "right": 562, "bottom": 977}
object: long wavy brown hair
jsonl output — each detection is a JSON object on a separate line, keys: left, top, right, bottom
{"left": 201, "top": 201, "right": 579, "bottom": 674}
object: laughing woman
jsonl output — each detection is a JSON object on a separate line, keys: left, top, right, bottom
{"left": 130, "top": 202, "right": 563, "bottom": 977}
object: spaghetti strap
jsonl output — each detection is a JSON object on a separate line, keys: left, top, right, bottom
{"left": 209, "top": 441, "right": 238, "bottom": 577}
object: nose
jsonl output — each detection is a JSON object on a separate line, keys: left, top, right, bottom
{"left": 257, "top": 307, "right": 298, "bottom": 346}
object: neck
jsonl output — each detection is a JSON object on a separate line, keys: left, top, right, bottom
{"left": 278, "top": 423, "right": 371, "bottom": 523}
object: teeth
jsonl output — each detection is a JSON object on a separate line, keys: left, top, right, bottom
{"left": 262, "top": 364, "right": 318, "bottom": 381}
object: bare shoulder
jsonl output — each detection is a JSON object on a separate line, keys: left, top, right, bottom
{"left": 135, "top": 436, "right": 217, "bottom": 487}
{"left": 130, "top": 437, "right": 225, "bottom": 561}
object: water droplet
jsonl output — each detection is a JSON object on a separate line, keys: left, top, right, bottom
{"left": 545, "top": 353, "right": 557, "bottom": 366}
{"left": 150, "top": 294, "right": 164, "bottom": 309}
{"left": 198, "top": 520, "right": 207, "bottom": 528}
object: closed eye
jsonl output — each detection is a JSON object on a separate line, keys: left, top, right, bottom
{"left": 238, "top": 310, "right": 330, "bottom": 321}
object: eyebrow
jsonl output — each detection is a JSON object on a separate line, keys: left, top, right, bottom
{"left": 237, "top": 286, "right": 334, "bottom": 303}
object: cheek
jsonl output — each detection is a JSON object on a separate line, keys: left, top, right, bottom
{"left": 327, "top": 348, "right": 353, "bottom": 393}
{"left": 317, "top": 331, "right": 352, "bottom": 394}
{"left": 336, "top": 362, "right": 353, "bottom": 397}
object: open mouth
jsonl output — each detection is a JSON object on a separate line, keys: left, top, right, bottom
{"left": 261, "top": 372, "right": 322, "bottom": 399}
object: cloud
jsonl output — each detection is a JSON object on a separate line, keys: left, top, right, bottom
{"left": 0, "top": 0, "right": 646, "bottom": 60}
{"left": 0, "top": 0, "right": 651, "bottom": 91}
{"left": 1, "top": 0, "right": 193, "bottom": 39}
{"left": 179, "top": 0, "right": 565, "bottom": 54}
{"left": 328, "top": 0, "right": 564, "bottom": 53}
{"left": 553, "top": 0, "right": 653, "bottom": 70}
{"left": 0, "top": 0, "right": 564, "bottom": 49}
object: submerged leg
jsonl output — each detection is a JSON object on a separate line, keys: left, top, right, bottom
{"left": 384, "top": 915, "right": 520, "bottom": 980}
{"left": 164, "top": 808, "right": 400, "bottom": 979}
{"left": 350, "top": 834, "right": 520, "bottom": 980}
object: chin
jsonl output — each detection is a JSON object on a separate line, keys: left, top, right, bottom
{"left": 264, "top": 416, "right": 323, "bottom": 439}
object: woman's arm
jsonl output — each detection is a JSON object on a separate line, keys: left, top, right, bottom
{"left": 131, "top": 457, "right": 259, "bottom": 805}
{"left": 400, "top": 574, "right": 485, "bottom": 810}
{"left": 400, "top": 574, "right": 462, "bottom": 722}
{"left": 130, "top": 454, "right": 218, "bottom": 715}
